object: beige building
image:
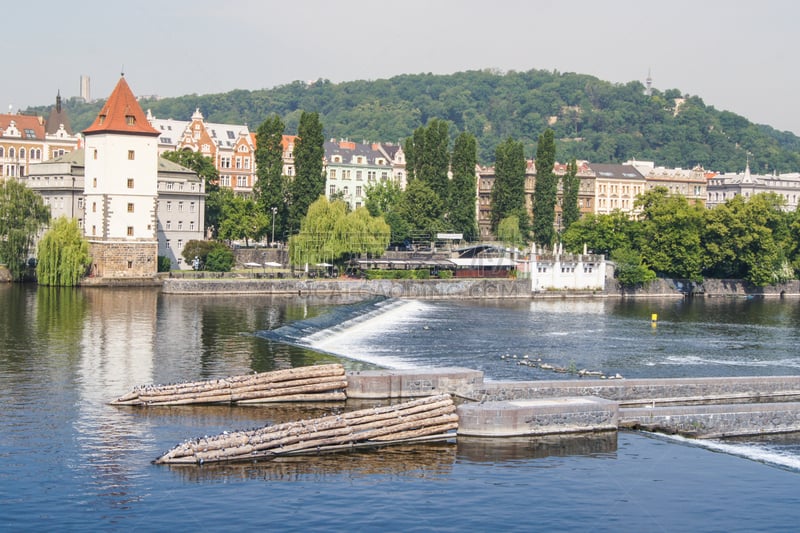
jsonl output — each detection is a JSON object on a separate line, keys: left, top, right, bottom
{"left": 627, "top": 160, "right": 707, "bottom": 206}
{"left": 0, "top": 93, "right": 81, "bottom": 179}
{"left": 706, "top": 161, "right": 800, "bottom": 211}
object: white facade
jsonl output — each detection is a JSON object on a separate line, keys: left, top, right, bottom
{"left": 83, "top": 132, "right": 159, "bottom": 240}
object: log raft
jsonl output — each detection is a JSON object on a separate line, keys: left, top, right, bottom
{"left": 111, "top": 364, "right": 347, "bottom": 406}
{"left": 153, "top": 394, "right": 458, "bottom": 465}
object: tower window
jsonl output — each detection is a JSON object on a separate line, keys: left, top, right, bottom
{"left": 127, "top": 226, "right": 134, "bottom": 236}
{"left": 127, "top": 178, "right": 134, "bottom": 188}
{"left": 127, "top": 203, "right": 134, "bottom": 213}
{"left": 126, "top": 115, "right": 136, "bottom": 126}
{"left": 128, "top": 150, "right": 135, "bottom": 160}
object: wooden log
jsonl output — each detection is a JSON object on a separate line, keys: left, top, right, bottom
{"left": 235, "top": 392, "right": 347, "bottom": 404}
{"left": 114, "top": 364, "right": 345, "bottom": 405}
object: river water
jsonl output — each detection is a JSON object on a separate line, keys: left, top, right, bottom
{"left": 1, "top": 284, "right": 800, "bottom": 531}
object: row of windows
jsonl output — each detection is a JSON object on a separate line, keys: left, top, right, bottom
{"left": 163, "top": 201, "right": 196, "bottom": 213}
{"left": 0, "top": 147, "right": 43, "bottom": 159}
{"left": 328, "top": 185, "right": 363, "bottom": 197}
{"left": 328, "top": 169, "right": 390, "bottom": 181}
{"left": 164, "top": 220, "right": 195, "bottom": 231}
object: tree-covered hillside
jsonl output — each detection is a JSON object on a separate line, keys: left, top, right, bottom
{"left": 28, "top": 69, "right": 800, "bottom": 172}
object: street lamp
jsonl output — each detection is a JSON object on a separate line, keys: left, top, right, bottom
{"left": 270, "top": 206, "right": 277, "bottom": 246}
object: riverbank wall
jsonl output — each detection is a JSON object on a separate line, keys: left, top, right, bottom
{"left": 160, "top": 276, "right": 800, "bottom": 298}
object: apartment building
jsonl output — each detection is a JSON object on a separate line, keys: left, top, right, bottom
{"left": 706, "top": 161, "right": 800, "bottom": 211}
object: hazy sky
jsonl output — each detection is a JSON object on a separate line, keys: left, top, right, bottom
{"left": 5, "top": 1, "right": 799, "bottom": 133}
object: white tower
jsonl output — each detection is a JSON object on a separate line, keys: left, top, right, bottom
{"left": 82, "top": 75, "right": 162, "bottom": 279}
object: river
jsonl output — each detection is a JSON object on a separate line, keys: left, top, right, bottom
{"left": 1, "top": 284, "right": 799, "bottom": 531}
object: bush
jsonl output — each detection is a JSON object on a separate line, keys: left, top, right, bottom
{"left": 438, "top": 270, "right": 453, "bottom": 279}
{"left": 157, "top": 255, "right": 172, "bottom": 272}
{"left": 205, "top": 243, "right": 234, "bottom": 272}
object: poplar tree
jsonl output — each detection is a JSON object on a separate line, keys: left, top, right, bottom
{"left": 561, "top": 158, "right": 581, "bottom": 231}
{"left": 532, "top": 128, "right": 557, "bottom": 247}
{"left": 490, "top": 136, "right": 529, "bottom": 238}
{"left": 254, "top": 114, "right": 287, "bottom": 242}
{"left": 289, "top": 111, "right": 325, "bottom": 233}
{"left": 449, "top": 131, "right": 479, "bottom": 241}
{"left": 404, "top": 119, "right": 450, "bottom": 202}
{"left": 36, "top": 216, "right": 91, "bottom": 286}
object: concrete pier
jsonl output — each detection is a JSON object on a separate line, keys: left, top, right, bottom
{"left": 343, "top": 368, "right": 800, "bottom": 439}
{"left": 456, "top": 397, "right": 617, "bottom": 437}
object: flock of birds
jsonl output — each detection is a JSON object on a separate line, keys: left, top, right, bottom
{"left": 499, "top": 353, "right": 623, "bottom": 380}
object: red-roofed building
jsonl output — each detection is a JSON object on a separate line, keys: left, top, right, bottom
{"left": 83, "top": 75, "right": 161, "bottom": 280}
{"left": 0, "top": 93, "right": 80, "bottom": 179}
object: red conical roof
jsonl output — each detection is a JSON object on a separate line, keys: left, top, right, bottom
{"left": 83, "top": 76, "right": 160, "bottom": 136}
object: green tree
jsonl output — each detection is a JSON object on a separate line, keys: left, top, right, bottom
{"left": 450, "top": 132, "right": 479, "bottom": 241}
{"left": 0, "top": 179, "right": 50, "bottom": 280}
{"left": 364, "top": 179, "right": 403, "bottom": 217}
{"left": 395, "top": 179, "right": 445, "bottom": 240}
{"left": 205, "top": 243, "right": 234, "bottom": 272}
{"left": 254, "top": 114, "right": 288, "bottom": 242}
{"left": 561, "top": 158, "right": 581, "bottom": 231}
{"left": 490, "top": 136, "right": 528, "bottom": 237}
{"left": 634, "top": 187, "right": 705, "bottom": 281}
{"left": 404, "top": 119, "right": 450, "bottom": 205}
{"left": 162, "top": 150, "right": 220, "bottom": 234}
{"left": 532, "top": 128, "right": 557, "bottom": 247}
{"left": 182, "top": 239, "right": 219, "bottom": 268}
{"left": 702, "top": 193, "right": 792, "bottom": 285}
{"left": 289, "top": 197, "right": 389, "bottom": 265}
{"left": 36, "top": 216, "right": 91, "bottom": 286}
{"left": 289, "top": 111, "right": 325, "bottom": 233}
{"left": 612, "top": 245, "right": 656, "bottom": 287}
{"left": 497, "top": 215, "right": 523, "bottom": 247}
{"left": 562, "top": 211, "right": 633, "bottom": 257}
{"left": 217, "top": 194, "right": 270, "bottom": 247}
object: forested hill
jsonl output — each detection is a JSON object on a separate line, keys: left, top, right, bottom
{"left": 29, "top": 69, "right": 800, "bottom": 172}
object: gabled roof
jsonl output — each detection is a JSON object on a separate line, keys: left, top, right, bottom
{"left": 0, "top": 113, "right": 46, "bottom": 140}
{"left": 586, "top": 163, "right": 644, "bottom": 180}
{"left": 83, "top": 76, "right": 160, "bottom": 136}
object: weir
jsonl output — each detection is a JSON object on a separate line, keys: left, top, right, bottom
{"left": 130, "top": 366, "right": 800, "bottom": 464}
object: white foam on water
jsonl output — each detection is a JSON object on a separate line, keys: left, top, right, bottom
{"left": 307, "top": 299, "right": 436, "bottom": 369}
{"left": 652, "top": 432, "right": 800, "bottom": 472}
{"left": 661, "top": 355, "right": 800, "bottom": 369}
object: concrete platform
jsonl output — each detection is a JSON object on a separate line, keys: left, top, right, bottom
{"left": 346, "top": 368, "right": 484, "bottom": 399}
{"left": 456, "top": 396, "right": 618, "bottom": 437}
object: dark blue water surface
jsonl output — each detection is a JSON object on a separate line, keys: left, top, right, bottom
{"left": 2, "top": 285, "right": 800, "bottom": 532}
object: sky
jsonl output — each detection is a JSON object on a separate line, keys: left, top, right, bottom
{"left": 4, "top": 0, "right": 800, "bottom": 134}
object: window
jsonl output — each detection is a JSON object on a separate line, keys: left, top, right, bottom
{"left": 128, "top": 150, "right": 135, "bottom": 160}
{"left": 343, "top": 186, "right": 349, "bottom": 196}
{"left": 166, "top": 182, "right": 174, "bottom": 191}
{"left": 237, "top": 176, "right": 247, "bottom": 188}
{"left": 178, "top": 221, "right": 183, "bottom": 230}
{"left": 77, "top": 198, "right": 84, "bottom": 209}
{"left": 329, "top": 184, "right": 336, "bottom": 196}
{"left": 126, "top": 115, "right": 135, "bottom": 126}
{"left": 330, "top": 169, "right": 337, "bottom": 179}
{"left": 93, "top": 178, "right": 97, "bottom": 188}
{"left": 127, "top": 226, "right": 134, "bottom": 236}
{"left": 93, "top": 149, "right": 98, "bottom": 160}
{"left": 0, "top": 148, "right": 3, "bottom": 157}
{"left": 178, "top": 201, "right": 184, "bottom": 212}
{"left": 356, "top": 186, "right": 362, "bottom": 197}
{"left": 356, "top": 170, "right": 362, "bottom": 181}
{"left": 235, "top": 157, "right": 242, "bottom": 169}
{"left": 177, "top": 239, "right": 183, "bottom": 250}
{"left": 92, "top": 202, "right": 97, "bottom": 213}
{"left": 166, "top": 220, "right": 172, "bottom": 230}
{"left": 166, "top": 201, "right": 172, "bottom": 212}
{"left": 19, "top": 148, "right": 25, "bottom": 159}
{"left": 92, "top": 225, "right": 96, "bottom": 236}
{"left": 127, "top": 260, "right": 133, "bottom": 268}
{"left": 190, "top": 202, "right": 195, "bottom": 213}
{"left": 127, "top": 178, "right": 134, "bottom": 188}
{"left": 127, "top": 203, "right": 134, "bottom": 213}
{"left": 189, "top": 221, "right": 195, "bottom": 231}
{"left": 24, "top": 129, "right": 35, "bottom": 139}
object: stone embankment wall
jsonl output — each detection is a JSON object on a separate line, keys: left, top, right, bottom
{"left": 162, "top": 277, "right": 533, "bottom": 299}
{"left": 610, "top": 278, "right": 800, "bottom": 297}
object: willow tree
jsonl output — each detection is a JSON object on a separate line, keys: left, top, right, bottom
{"left": 0, "top": 179, "right": 50, "bottom": 280}
{"left": 36, "top": 216, "right": 91, "bottom": 286}
{"left": 289, "top": 196, "right": 389, "bottom": 266}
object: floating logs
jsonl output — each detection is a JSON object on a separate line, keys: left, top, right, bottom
{"left": 153, "top": 394, "right": 458, "bottom": 465}
{"left": 111, "top": 364, "right": 347, "bottom": 406}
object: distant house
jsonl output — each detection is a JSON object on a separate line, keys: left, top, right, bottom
{"left": 323, "top": 139, "right": 405, "bottom": 210}
{"left": 705, "top": 161, "right": 800, "bottom": 211}
{"left": 0, "top": 93, "right": 81, "bottom": 179}
{"left": 147, "top": 108, "right": 255, "bottom": 196}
